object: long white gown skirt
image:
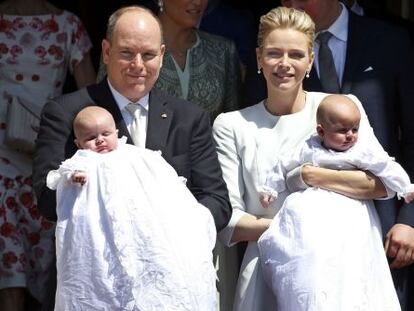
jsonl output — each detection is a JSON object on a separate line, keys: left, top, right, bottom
{"left": 258, "top": 188, "right": 401, "bottom": 311}
{"left": 48, "top": 144, "right": 217, "bottom": 311}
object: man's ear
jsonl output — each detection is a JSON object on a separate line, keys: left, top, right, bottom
{"left": 102, "top": 39, "right": 110, "bottom": 65}
{"left": 159, "top": 44, "right": 165, "bottom": 69}
{"left": 116, "top": 129, "right": 119, "bottom": 137}
{"left": 316, "top": 124, "right": 324, "bottom": 138}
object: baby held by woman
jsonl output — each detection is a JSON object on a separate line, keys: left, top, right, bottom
{"left": 258, "top": 94, "right": 413, "bottom": 311}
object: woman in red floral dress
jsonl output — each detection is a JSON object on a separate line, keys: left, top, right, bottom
{"left": 0, "top": 0, "right": 96, "bottom": 309}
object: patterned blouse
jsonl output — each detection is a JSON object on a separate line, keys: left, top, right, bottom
{"left": 155, "top": 30, "right": 241, "bottom": 120}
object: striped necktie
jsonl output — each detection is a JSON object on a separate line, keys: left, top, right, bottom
{"left": 125, "top": 103, "right": 141, "bottom": 147}
{"left": 317, "top": 31, "right": 340, "bottom": 93}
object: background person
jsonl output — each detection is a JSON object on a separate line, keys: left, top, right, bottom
{"left": 0, "top": 0, "right": 95, "bottom": 309}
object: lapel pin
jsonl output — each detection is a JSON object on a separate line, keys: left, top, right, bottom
{"left": 161, "top": 113, "right": 167, "bottom": 119}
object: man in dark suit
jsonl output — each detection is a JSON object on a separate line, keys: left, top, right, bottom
{"left": 341, "top": 0, "right": 414, "bottom": 41}
{"left": 33, "top": 5, "right": 231, "bottom": 310}
{"left": 282, "top": 0, "right": 414, "bottom": 309}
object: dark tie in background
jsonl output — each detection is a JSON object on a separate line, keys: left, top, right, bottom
{"left": 317, "top": 31, "right": 340, "bottom": 93}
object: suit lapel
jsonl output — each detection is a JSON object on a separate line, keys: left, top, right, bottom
{"left": 341, "top": 13, "right": 371, "bottom": 94}
{"left": 87, "top": 79, "right": 133, "bottom": 144}
{"left": 146, "top": 89, "right": 172, "bottom": 151}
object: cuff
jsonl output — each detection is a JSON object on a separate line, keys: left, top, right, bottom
{"left": 375, "top": 179, "right": 396, "bottom": 200}
{"left": 396, "top": 184, "right": 414, "bottom": 200}
{"left": 397, "top": 202, "right": 414, "bottom": 227}
{"left": 285, "top": 163, "right": 311, "bottom": 192}
{"left": 258, "top": 185, "right": 278, "bottom": 199}
{"left": 46, "top": 170, "right": 61, "bottom": 190}
{"left": 218, "top": 208, "right": 246, "bottom": 247}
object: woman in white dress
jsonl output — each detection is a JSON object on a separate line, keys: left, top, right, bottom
{"left": 213, "top": 7, "right": 392, "bottom": 311}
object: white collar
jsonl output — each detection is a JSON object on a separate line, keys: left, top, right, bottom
{"left": 319, "top": 2, "right": 348, "bottom": 43}
{"left": 107, "top": 79, "right": 149, "bottom": 112}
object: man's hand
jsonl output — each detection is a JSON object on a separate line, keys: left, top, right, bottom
{"left": 385, "top": 223, "right": 414, "bottom": 269}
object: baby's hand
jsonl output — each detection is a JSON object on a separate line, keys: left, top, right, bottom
{"left": 71, "top": 171, "right": 87, "bottom": 186}
{"left": 260, "top": 194, "right": 274, "bottom": 209}
{"left": 404, "top": 192, "right": 414, "bottom": 204}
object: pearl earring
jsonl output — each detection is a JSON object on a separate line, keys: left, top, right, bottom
{"left": 158, "top": 0, "right": 164, "bottom": 12}
{"left": 306, "top": 70, "right": 310, "bottom": 78}
{"left": 257, "top": 68, "right": 261, "bottom": 74}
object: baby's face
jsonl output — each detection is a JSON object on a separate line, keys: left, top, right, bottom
{"left": 321, "top": 113, "right": 360, "bottom": 152}
{"left": 76, "top": 116, "right": 118, "bottom": 153}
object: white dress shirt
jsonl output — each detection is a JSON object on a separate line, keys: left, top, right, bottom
{"left": 107, "top": 79, "right": 149, "bottom": 147}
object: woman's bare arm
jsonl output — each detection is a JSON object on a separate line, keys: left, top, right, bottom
{"left": 301, "top": 165, "right": 387, "bottom": 199}
{"left": 73, "top": 52, "right": 96, "bottom": 88}
{"left": 231, "top": 214, "right": 272, "bottom": 243}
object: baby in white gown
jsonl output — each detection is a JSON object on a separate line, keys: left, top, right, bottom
{"left": 258, "top": 95, "right": 413, "bottom": 311}
{"left": 47, "top": 106, "right": 217, "bottom": 311}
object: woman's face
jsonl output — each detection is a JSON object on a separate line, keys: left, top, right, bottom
{"left": 257, "top": 28, "right": 313, "bottom": 93}
{"left": 162, "top": 0, "right": 208, "bottom": 28}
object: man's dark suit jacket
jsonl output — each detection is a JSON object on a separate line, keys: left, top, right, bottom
{"left": 33, "top": 79, "right": 232, "bottom": 232}
{"left": 304, "top": 12, "right": 414, "bottom": 309}
{"left": 304, "top": 12, "right": 414, "bottom": 232}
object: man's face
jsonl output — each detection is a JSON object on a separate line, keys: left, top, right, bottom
{"left": 102, "top": 11, "right": 165, "bottom": 102}
{"left": 281, "top": 0, "right": 339, "bottom": 32}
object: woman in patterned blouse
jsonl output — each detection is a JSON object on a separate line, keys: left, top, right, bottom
{"left": 0, "top": 0, "right": 96, "bottom": 310}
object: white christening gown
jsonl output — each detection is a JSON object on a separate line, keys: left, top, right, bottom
{"left": 47, "top": 141, "right": 217, "bottom": 311}
{"left": 258, "top": 135, "right": 407, "bottom": 311}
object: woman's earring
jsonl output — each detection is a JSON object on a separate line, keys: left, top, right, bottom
{"left": 158, "top": 0, "right": 164, "bottom": 12}
{"left": 257, "top": 68, "right": 261, "bottom": 74}
{"left": 305, "top": 70, "right": 310, "bottom": 78}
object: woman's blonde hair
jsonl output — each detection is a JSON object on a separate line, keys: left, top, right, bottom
{"left": 257, "top": 7, "right": 315, "bottom": 54}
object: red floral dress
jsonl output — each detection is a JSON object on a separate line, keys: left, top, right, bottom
{"left": 0, "top": 11, "right": 92, "bottom": 301}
